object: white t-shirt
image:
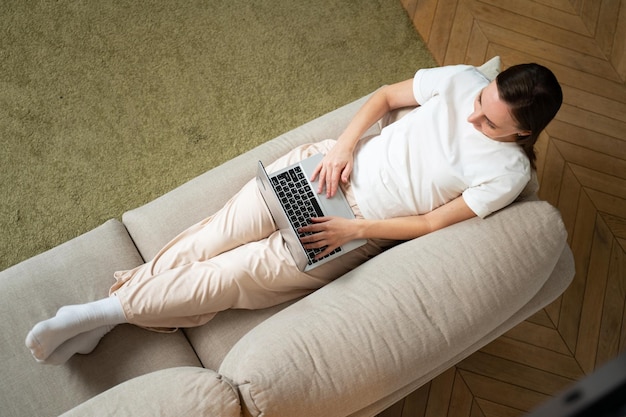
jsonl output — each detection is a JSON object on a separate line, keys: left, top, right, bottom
{"left": 351, "top": 64, "right": 531, "bottom": 219}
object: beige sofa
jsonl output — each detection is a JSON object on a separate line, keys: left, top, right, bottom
{"left": 0, "top": 59, "right": 575, "bottom": 417}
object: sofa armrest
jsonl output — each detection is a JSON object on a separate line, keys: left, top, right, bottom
{"left": 60, "top": 367, "right": 241, "bottom": 417}
{"left": 218, "top": 199, "right": 574, "bottom": 417}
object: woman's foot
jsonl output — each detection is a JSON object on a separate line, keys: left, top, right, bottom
{"left": 36, "top": 325, "right": 116, "bottom": 365}
{"left": 25, "top": 297, "right": 126, "bottom": 362}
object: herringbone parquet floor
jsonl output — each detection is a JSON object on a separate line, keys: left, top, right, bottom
{"left": 379, "top": 1, "right": 626, "bottom": 416}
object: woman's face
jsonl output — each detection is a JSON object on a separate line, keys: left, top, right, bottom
{"left": 467, "top": 81, "right": 530, "bottom": 142}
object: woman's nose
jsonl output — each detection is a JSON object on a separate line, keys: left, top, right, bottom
{"left": 467, "top": 109, "right": 481, "bottom": 124}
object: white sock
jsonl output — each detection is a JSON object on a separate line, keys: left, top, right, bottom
{"left": 38, "top": 325, "right": 115, "bottom": 366}
{"left": 25, "top": 297, "right": 126, "bottom": 362}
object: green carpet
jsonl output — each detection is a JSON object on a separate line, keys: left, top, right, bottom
{"left": 0, "top": 0, "right": 435, "bottom": 271}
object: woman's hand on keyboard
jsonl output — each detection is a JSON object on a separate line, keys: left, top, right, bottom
{"left": 298, "top": 216, "right": 359, "bottom": 259}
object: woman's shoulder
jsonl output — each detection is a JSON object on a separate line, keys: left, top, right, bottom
{"left": 414, "top": 64, "right": 485, "bottom": 104}
{"left": 418, "top": 64, "right": 488, "bottom": 81}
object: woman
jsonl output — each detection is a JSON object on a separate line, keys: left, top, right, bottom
{"left": 26, "top": 62, "right": 562, "bottom": 365}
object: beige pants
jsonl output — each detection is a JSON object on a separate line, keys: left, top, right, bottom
{"left": 110, "top": 140, "right": 392, "bottom": 330}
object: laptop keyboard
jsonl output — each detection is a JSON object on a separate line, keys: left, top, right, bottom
{"left": 271, "top": 166, "right": 342, "bottom": 265}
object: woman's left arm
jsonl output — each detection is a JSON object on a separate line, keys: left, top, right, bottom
{"left": 299, "top": 195, "right": 477, "bottom": 258}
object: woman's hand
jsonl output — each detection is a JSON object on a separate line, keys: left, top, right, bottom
{"left": 299, "top": 216, "right": 360, "bottom": 259}
{"left": 309, "top": 79, "right": 417, "bottom": 198}
{"left": 310, "top": 143, "right": 354, "bottom": 198}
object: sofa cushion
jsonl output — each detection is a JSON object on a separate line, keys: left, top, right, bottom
{"left": 477, "top": 55, "right": 501, "bottom": 80}
{"left": 60, "top": 367, "right": 241, "bottom": 417}
{"left": 183, "top": 298, "right": 300, "bottom": 370}
{"left": 218, "top": 200, "right": 571, "bottom": 417}
{"left": 0, "top": 220, "right": 203, "bottom": 417}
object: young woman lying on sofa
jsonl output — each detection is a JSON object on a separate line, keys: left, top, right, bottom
{"left": 26, "top": 62, "right": 562, "bottom": 365}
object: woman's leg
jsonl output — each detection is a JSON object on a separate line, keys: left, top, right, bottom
{"left": 114, "top": 231, "right": 323, "bottom": 329}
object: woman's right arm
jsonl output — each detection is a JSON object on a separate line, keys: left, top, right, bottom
{"left": 312, "top": 78, "right": 419, "bottom": 197}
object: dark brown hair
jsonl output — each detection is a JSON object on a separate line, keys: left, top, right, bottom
{"left": 496, "top": 63, "right": 563, "bottom": 168}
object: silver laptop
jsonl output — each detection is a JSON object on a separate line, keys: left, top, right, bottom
{"left": 256, "top": 153, "right": 367, "bottom": 271}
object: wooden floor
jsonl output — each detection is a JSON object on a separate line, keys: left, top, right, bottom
{"left": 379, "top": 1, "right": 626, "bottom": 416}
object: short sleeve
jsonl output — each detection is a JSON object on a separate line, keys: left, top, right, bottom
{"left": 413, "top": 65, "right": 473, "bottom": 105}
{"left": 462, "top": 172, "right": 531, "bottom": 218}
